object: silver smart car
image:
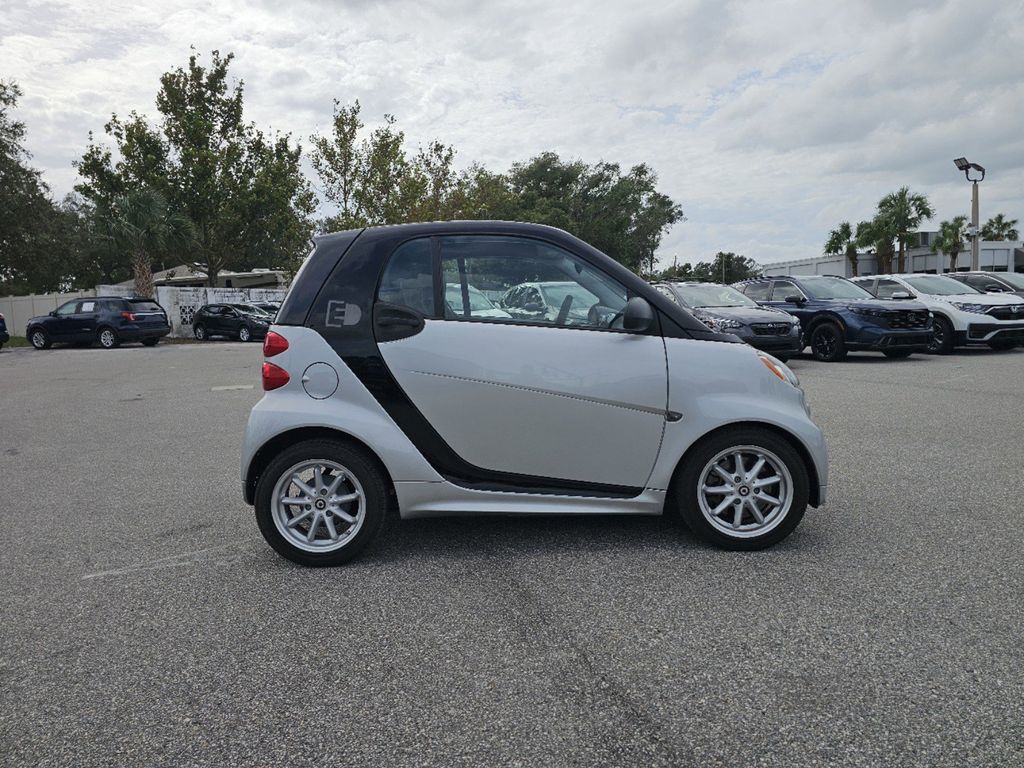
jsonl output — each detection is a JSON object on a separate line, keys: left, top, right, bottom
{"left": 242, "top": 222, "right": 828, "bottom": 566}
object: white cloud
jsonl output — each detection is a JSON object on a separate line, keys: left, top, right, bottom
{"left": 2, "top": 0, "right": 1021, "bottom": 268}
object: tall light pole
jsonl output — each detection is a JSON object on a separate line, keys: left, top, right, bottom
{"left": 954, "top": 157, "right": 985, "bottom": 270}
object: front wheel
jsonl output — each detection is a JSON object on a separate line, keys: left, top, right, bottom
{"left": 238, "top": 326, "right": 251, "bottom": 342}
{"left": 809, "top": 323, "right": 847, "bottom": 362}
{"left": 30, "top": 328, "right": 52, "bottom": 350}
{"left": 254, "top": 440, "right": 389, "bottom": 566}
{"left": 193, "top": 324, "right": 208, "bottom": 341}
{"left": 671, "top": 427, "right": 809, "bottom": 550}
{"left": 928, "top": 316, "right": 954, "bottom": 354}
{"left": 882, "top": 349, "right": 913, "bottom": 359}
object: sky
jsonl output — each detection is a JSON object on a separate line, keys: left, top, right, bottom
{"left": 2, "top": 0, "right": 1023, "bottom": 268}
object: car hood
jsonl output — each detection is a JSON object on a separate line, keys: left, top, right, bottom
{"left": 693, "top": 305, "right": 797, "bottom": 324}
{"left": 929, "top": 292, "right": 1024, "bottom": 306}
{"left": 825, "top": 299, "right": 931, "bottom": 312}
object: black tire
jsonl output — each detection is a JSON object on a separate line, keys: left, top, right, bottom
{"left": 928, "top": 315, "right": 954, "bottom": 354}
{"left": 988, "top": 339, "right": 1019, "bottom": 351}
{"left": 670, "top": 426, "right": 809, "bottom": 551}
{"left": 882, "top": 349, "right": 913, "bottom": 359}
{"left": 29, "top": 327, "right": 51, "bottom": 350}
{"left": 97, "top": 327, "right": 120, "bottom": 349}
{"left": 254, "top": 439, "right": 388, "bottom": 567}
{"left": 193, "top": 324, "right": 208, "bottom": 341}
{"left": 238, "top": 326, "right": 252, "bottom": 342}
{"left": 772, "top": 354, "right": 790, "bottom": 363}
{"left": 809, "top": 323, "right": 847, "bottom": 362}
{"left": 142, "top": 337, "right": 160, "bottom": 347}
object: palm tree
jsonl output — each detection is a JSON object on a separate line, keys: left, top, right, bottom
{"left": 980, "top": 213, "right": 1020, "bottom": 241}
{"left": 877, "top": 187, "right": 935, "bottom": 272}
{"left": 931, "top": 216, "right": 969, "bottom": 273}
{"left": 98, "top": 189, "right": 194, "bottom": 298}
{"left": 856, "top": 216, "right": 896, "bottom": 274}
{"left": 824, "top": 221, "right": 859, "bottom": 276}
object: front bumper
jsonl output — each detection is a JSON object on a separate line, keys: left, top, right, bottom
{"left": 0, "top": 329, "right": 9, "bottom": 344}
{"left": 962, "top": 323, "right": 1024, "bottom": 345}
{"left": 848, "top": 325, "right": 933, "bottom": 351}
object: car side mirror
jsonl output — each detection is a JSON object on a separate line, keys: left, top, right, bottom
{"left": 622, "top": 297, "right": 654, "bottom": 332}
{"left": 784, "top": 295, "right": 805, "bottom": 305}
{"left": 49, "top": 310, "right": 57, "bottom": 317}
{"left": 891, "top": 291, "right": 914, "bottom": 299}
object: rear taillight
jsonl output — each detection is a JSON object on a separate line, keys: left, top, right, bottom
{"left": 262, "top": 362, "right": 290, "bottom": 391}
{"left": 120, "top": 311, "right": 137, "bottom": 321}
{"left": 263, "top": 331, "right": 289, "bottom": 357}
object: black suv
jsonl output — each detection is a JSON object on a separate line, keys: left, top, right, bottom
{"left": 0, "top": 311, "right": 9, "bottom": 349}
{"left": 26, "top": 297, "right": 170, "bottom": 350}
{"left": 733, "top": 275, "right": 933, "bottom": 361}
{"left": 192, "top": 303, "right": 272, "bottom": 342}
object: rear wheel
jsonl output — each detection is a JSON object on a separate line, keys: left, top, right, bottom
{"left": 254, "top": 440, "right": 388, "bottom": 566}
{"left": 97, "top": 327, "right": 119, "bottom": 349}
{"left": 30, "top": 328, "right": 51, "bottom": 350}
{"left": 809, "top": 323, "right": 847, "bottom": 362}
{"left": 671, "top": 426, "right": 809, "bottom": 550}
{"left": 194, "top": 324, "right": 208, "bottom": 341}
{"left": 928, "top": 315, "right": 954, "bottom": 354}
{"left": 882, "top": 349, "right": 913, "bottom": 359}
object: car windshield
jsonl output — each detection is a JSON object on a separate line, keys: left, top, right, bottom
{"left": 671, "top": 283, "right": 757, "bottom": 308}
{"left": 799, "top": 276, "right": 874, "bottom": 300}
{"left": 445, "top": 284, "right": 497, "bottom": 311}
{"left": 904, "top": 275, "right": 981, "bottom": 295}
{"left": 991, "top": 272, "right": 1024, "bottom": 289}
{"left": 539, "top": 282, "right": 600, "bottom": 311}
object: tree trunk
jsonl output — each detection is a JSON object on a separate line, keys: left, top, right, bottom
{"left": 897, "top": 236, "right": 906, "bottom": 273}
{"left": 949, "top": 248, "right": 959, "bottom": 273}
{"left": 846, "top": 245, "right": 859, "bottom": 277}
{"left": 132, "top": 250, "right": 155, "bottom": 298}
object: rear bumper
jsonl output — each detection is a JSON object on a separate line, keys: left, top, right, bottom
{"left": 118, "top": 325, "right": 171, "bottom": 341}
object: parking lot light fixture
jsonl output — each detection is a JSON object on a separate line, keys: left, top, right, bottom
{"left": 954, "top": 157, "right": 985, "bottom": 270}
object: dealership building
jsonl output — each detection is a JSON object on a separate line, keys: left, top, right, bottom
{"left": 763, "top": 234, "right": 1024, "bottom": 277}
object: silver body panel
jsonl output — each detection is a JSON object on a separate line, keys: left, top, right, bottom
{"left": 242, "top": 325, "right": 828, "bottom": 517}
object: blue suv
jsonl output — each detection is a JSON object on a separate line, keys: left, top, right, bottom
{"left": 0, "top": 311, "right": 9, "bottom": 349}
{"left": 26, "top": 296, "right": 170, "bottom": 350}
{"left": 733, "top": 275, "right": 933, "bottom": 361}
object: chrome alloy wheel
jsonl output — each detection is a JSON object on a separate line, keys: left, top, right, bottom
{"left": 271, "top": 460, "right": 366, "bottom": 553}
{"left": 31, "top": 331, "right": 46, "bottom": 348}
{"left": 697, "top": 445, "right": 794, "bottom": 538}
{"left": 99, "top": 329, "right": 116, "bottom": 348}
{"left": 239, "top": 326, "right": 251, "bottom": 342}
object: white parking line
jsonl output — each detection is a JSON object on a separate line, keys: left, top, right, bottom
{"left": 211, "top": 384, "right": 255, "bottom": 391}
{"left": 82, "top": 545, "right": 240, "bottom": 580}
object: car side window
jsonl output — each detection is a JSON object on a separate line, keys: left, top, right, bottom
{"left": 742, "top": 282, "right": 772, "bottom": 301}
{"left": 55, "top": 301, "right": 78, "bottom": 316}
{"left": 968, "top": 275, "right": 1003, "bottom": 291}
{"left": 874, "top": 279, "right": 903, "bottom": 299}
{"left": 377, "top": 238, "right": 436, "bottom": 317}
{"left": 79, "top": 301, "right": 96, "bottom": 312}
{"left": 439, "top": 235, "right": 629, "bottom": 330}
{"left": 768, "top": 280, "right": 800, "bottom": 301}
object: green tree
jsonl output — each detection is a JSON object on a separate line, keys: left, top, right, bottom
{"left": 77, "top": 50, "right": 315, "bottom": 285}
{"left": 656, "top": 252, "right": 760, "bottom": 283}
{"left": 980, "top": 213, "right": 1019, "bottom": 241}
{"left": 877, "top": 187, "right": 934, "bottom": 272}
{"left": 96, "top": 188, "right": 194, "bottom": 298}
{"left": 856, "top": 217, "right": 897, "bottom": 275}
{"left": 931, "top": 216, "right": 969, "bottom": 273}
{"left": 824, "top": 221, "right": 859, "bottom": 276}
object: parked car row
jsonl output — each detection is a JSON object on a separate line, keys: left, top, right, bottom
{"left": 653, "top": 272, "right": 1024, "bottom": 362}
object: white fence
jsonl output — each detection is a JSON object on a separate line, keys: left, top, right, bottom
{"left": 0, "top": 290, "right": 97, "bottom": 337}
{"left": 154, "top": 286, "right": 289, "bottom": 338}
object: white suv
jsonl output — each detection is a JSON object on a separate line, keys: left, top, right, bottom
{"left": 241, "top": 222, "right": 828, "bottom": 566}
{"left": 851, "top": 273, "right": 1024, "bottom": 353}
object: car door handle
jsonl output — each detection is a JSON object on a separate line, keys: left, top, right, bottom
{"left": 377, "top": 316, "right": 419, "bottom": 327}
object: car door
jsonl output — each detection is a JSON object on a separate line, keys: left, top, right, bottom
{"left": 49, "top": 300, "right": 82, "bottom": 340}
{"left": 375, "top": 235, "right": 669, "bottom": 491}
{"left": 765, "top": 280, "right": 814, "bottom": 323}
{"left": 70, "top": 299, "right": 101, "bottom": 341}
{"left": 222, "top": 306, "right": 243, "bottom": 336}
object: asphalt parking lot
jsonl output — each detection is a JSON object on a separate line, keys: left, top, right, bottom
{"left": 1, "top": 342, "right": 1022, "bottom": 767}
